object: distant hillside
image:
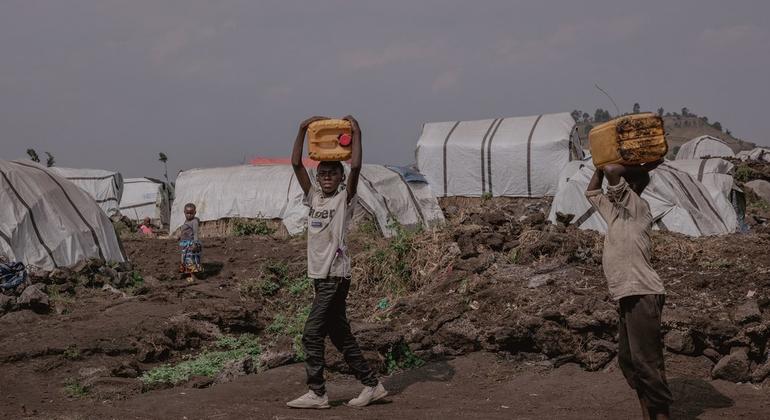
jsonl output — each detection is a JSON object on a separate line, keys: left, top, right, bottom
{"left": 661, "top": 115, "right": 755, "bottom": 156}
{"left": 573, "top": 112, "right": 756, "bottom": 158}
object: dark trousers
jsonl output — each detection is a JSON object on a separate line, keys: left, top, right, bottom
{"left": 618, "top": 294, "right": 673, "bottom": 411}
{"left": 302, "top": 277, "right": 378, "bottom": 395}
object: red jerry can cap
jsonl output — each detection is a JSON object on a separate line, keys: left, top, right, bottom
{"left": 338, "top": 133, "right": 352, "bottom": 147}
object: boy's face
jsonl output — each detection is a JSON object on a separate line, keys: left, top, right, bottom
{"left": 316, "top": 166, "right": 343, "bottom": 195}
{"left": 184, "top": 206, "right": 196, "bottom": 221}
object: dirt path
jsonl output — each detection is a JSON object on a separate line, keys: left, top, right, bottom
{"left": 7, "top": 352, "right": 766, "bottom": 419}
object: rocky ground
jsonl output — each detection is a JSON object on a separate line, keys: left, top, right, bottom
{"left": 2, "top": 165, "right": 770, "bottom": 419}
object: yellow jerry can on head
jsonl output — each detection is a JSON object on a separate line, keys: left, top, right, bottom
{"left": 307, "top": 119, "right": 353, "bottom": 161}
{"left": 588, "top": 113, "right": 668, "bottom": 168}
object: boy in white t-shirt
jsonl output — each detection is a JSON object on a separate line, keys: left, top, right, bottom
{"left": 286, "top": 115, "right": 387, "bottom": 410}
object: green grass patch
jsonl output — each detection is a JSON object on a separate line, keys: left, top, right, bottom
{"left": 63, "top": 345, "right": 81, "bottom": 360}
{"left": 232, "top": 218, "right": 275, "bottom": 236}
{"left": 735, "top": 165, "right": 754, "bottom": 183}
{"left": 288, "top": 277, "right": 312, "bottom": 295}
{"left": 239, "top": 259, "right": 295, "bottom": 298}
{"left": 139, "top": 334, "right": 261, "bottom": 386}
{"left": 385, "top": 342, "right": 425, "bottom": 374}
{"left": 63, "top": 379, "right": 89, "bottom": 398}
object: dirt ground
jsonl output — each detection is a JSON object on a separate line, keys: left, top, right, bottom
{"left": 2, "top": 186, "right": 770, "bottom": 418}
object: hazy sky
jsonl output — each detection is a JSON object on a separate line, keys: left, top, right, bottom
{"left": 2, "top": 0, "right": 768, "bottom": 180}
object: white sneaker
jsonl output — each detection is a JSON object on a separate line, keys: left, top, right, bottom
{"left": 286, "top": 390, "right": 330, "bottom": 409}
{"left": 347, "top": 383, "right": 388, "bottom": 408}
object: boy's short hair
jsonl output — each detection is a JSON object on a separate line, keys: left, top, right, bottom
{"left": 317, "top": 161, "right": 344, "bottom": 175}
{"left": 184, "top": 203, "right": 196, "bottom": 210}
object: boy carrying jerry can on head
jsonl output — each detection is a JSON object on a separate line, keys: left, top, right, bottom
{"left": 286, "top": 115, "right": 387, "bottom": 410}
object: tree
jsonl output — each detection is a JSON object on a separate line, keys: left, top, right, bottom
{"left": 44, "top": 152, "right": 55, "bottom": 167}
{"left": 726, "top": 129, "right": 732, "bottom": 136}
{"left": 159, "top": 152, "right": 169, "bottom": 184}
{"left": 657, "top": 107, "right": 664, "bottom": 117}
{"left": 681, "top": 107, "right": 689, "bottom": 117}
{"left": 593, "top": 109, "right": 611, "bottom": 123}
{"left": 26, "top": 149, "right": 40, "bottom": 163}
{"left": 570, "top": 110, "right": 582, "bottom": 123}
{"left": 712, "top": 121, "right": 722, "bottom": 131}
{"left": 633, "top": 102, "right": 640, "bottom": 114}
{"left": 582, "top": 112, "right": 590, "bottom": 123}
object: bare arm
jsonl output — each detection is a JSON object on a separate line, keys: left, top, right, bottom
{"left": 343, "top": 115, "right": 362, "bottom": 202}
{"left": 604, "top": 159, "right": 662, "bottom": 194}
{"left": 292, "top": 116, "right": 327, "bottom": 196}
{"left": 587, "top": 167, "right": 604, "bottom": 191}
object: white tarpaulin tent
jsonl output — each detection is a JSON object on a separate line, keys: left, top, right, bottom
{"left": 675, "top": 136, "right": 735, "bottom": 160}
{"left": 664, "top": 158, "right": 736, "bottom": 202}
{"left": 170, "top": 164, "right": 444, "bottom": 237}
{"left": 736, "top": 148, "right": 770, "bottom": 162}
{"left": 0, "top": 160, "right": 126, "bottom": 270}
{"left": 119, "top": 178, "right": 172, "bottom": 228}
{"left": 416, "top": 112, "right": 582, "bottom": 197}
{"left": 547, "top": 160, "right": 736, "bottom": 237}
{"left": 50, "top": 167, "right": 124, "bottom": 216}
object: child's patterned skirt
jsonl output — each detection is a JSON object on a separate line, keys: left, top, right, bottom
{"left": 179, "top": 240, "right": 202, "bottom": 274}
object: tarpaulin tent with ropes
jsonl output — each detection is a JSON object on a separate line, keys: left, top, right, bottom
{"left": 169, "top": 163, "right": 444, "bottom": 238}
{"left": 0, "top": 160, "right": 126, "bottom": 270}
{"left": 675, "top": 135, "right": 735, "bottom": 160}
{"left": 50, "top": 167, "right": 124, "bottom": 216}
{"left": 415, "top": 112, "right": 583, "bottom": 198}
{"left": 119, "top": 178, "right": 173, "bottom": 228}
{"left": 736, "top": 148, "right": 770, "bottom": 163}
{"left": 547, "top": 160, "right": 737, "bottom": 237}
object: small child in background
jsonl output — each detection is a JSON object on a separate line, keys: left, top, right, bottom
{"left": 139, "top": 217, "right": 154, "bottom": 236}
{"left": 178, "top": 203, "right": 202, "bottom": 277}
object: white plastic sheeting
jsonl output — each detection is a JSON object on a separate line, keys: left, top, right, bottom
{"left": 170, "top": 164, "right": 445, "bottom": 237}
{"left": 664, "top": 158, "right": 735, "bottom": 203}
{"left": 736, "top": 148, "right": 770, "bottom": 162}
{"left": 675, "top": 136, "right": 735, "bottom": 160}
{"left": 416, "top": 112, "right": 582, "bottom": 198}
{"left": 547, "top": 160, "right": 736, "bottom": 237}
{"left": 120, "top": 178, "right": 172, "bottom": 227}
{"left": 0, "top": 160, "right": 126, "bottom": 270}
{"left": 50, "top": 167, "right": 124, "bottom": 216}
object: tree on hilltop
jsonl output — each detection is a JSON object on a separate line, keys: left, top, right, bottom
{"left": 26, "top": 149, "right": 40, "bottom": 163}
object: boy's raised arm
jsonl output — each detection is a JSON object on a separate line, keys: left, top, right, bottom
{"left": 343, "top": 115, "right": 362, "bottom": 203}
{"left": 587, "top": 167, "right": 604, "bottom": 192}
{"left": 292, "top": 116, "right": 326, "bottom": 196}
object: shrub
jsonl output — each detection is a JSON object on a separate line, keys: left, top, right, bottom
{"left": 231, "top": 218, "right": 275, "bottom": 236}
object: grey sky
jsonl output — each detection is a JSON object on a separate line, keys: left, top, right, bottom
{"left": 2, "top": 0, "right": 768, "bottom": 180}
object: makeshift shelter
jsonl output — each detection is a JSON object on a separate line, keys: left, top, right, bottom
{"left": 415, "top": 112, "right": 582, "bottom": 197}
{"left": 50, "top": 167, "right": 124, "bottom": 216}
{"left": 0, "top": 160, "right": 126, "bottom": 270}
{"left": 664, "top": 158, "right": 735, "bottom": 201}
{"left": 675, "top": 136, "right": 734, "bottom": 160}
{"left": 119, "top": 178, "right": 173, "bottom": 228}
{"left": 169, "top": 164, "right": 444, "bottom": 237}
{"left": 547, "top": 160, "right": 737, "bottom": 237}
{"left": 736, "top": 148, "right": 770, "bottom": 163}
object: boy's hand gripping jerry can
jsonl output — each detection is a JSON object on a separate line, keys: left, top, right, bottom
{"left": 589, "top": 113, "right": 668, "bottom": 167}
{"left": 307, "top": 119, "right": 353, "bottom": 161}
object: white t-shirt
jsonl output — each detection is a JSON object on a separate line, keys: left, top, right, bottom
{"left": 304, "top": 186, "right": 356, "bottom": 279}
